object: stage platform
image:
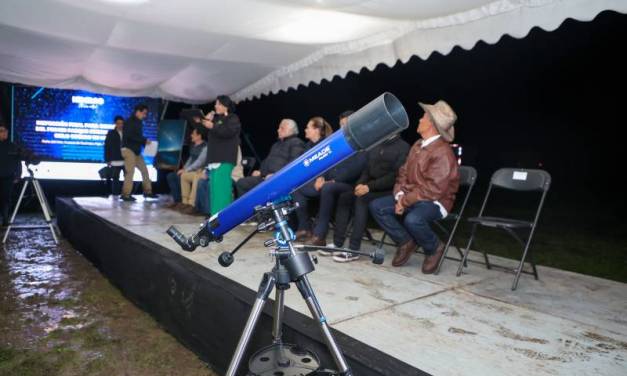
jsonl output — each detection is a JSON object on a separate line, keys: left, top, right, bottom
{"left": 56, "top": 196, "right": 627, "bottom": 376}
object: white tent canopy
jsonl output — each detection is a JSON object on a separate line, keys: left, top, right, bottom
{"left": 0, "top": 0, "right": 624, "bottom": 103}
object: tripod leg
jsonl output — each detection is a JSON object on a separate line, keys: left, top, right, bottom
{"left": 33, "top": 179, "right": 58, "bottom": 244}
{"left": 226, "top": 272, "right": 276, "bottom": 376}
{"left": 295, "top": 276, "right": 352, "bottom": 375}
{"left": 272, "top": 288, "right": 285, "bottom": 344}
{"left": 3, "top": 180, "right": 29, "bottom": 244}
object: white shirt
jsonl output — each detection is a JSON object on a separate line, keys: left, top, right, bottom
{"left": 395, "top": 134, "right": 448, "bottom": 218}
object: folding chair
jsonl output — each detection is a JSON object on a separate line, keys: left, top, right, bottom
{"left": 241, "top": 156, "right": 257, "bottom": 177}
{"left": 455, "top": 168, "right": 551, "bottom": 290}
{"left": 376, "top": 166, "right": 478, "bottom": 274}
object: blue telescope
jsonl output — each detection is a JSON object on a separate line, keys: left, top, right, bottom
{"left": 168, "top": 92, "right": 409, "bottom": 251}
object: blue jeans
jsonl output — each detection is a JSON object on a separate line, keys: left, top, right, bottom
{"left": 292, "top": 181, "right": 352, "bottom": 235}
{"left": 369, "top": 196, "right": 443, "bottom": 255}
{"left": 195, "top": 178, "right": 211, "bottom": 215}
{"left": 166, "top": 172, "right": 181, "bottom": 202}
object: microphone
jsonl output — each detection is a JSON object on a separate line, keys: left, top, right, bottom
{"left": 167, "top": 92, "right": 409, "bottom": 251}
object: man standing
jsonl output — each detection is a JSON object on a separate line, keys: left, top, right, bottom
{"left": 331, "top": 135, "right": 410, "bottom": 262}
{"left": 0, "top": 123, "right": 19, "bottom": 226}
{"left": 235, "top": 119, "right": 304, "bottom": 197}
{"left": 370, "top": 101, "right": 459, "bottom": 274}
{"left": 104, "top": 115, "right": 125, "bottom": 196}
{"left": 120, "top": 104, "right": 156, "bottom": 201}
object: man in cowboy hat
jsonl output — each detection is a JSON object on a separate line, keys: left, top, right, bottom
{"left": 369, "top": 100, "right": 460, "bottom": 274}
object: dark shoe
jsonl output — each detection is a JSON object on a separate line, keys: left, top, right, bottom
{"left": 295, "top": 230, "right": 312, "bottom": 242}
{"left": 392, "top": 240, "right": 417, "bottom": 267}
{"left": 181, "top": 205, "right": 198, "bottom": 215}
{"left": 143, "top": 192, "right": 158, "bottom": 199}
{"left": 165, "top": 201, "right": 180, "bottom": 209}
{"left": 307, "top": 236, "right": 326, "bottom": 247}
{"left": 422, "top": 242, "right": 445, "bottom": 274}
{"left": 120, "top": 195, "right": 136, "bottom": 202}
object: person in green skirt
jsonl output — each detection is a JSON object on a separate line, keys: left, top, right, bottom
{"left": 199, "top": 95, "right": 241, "bottom": 215}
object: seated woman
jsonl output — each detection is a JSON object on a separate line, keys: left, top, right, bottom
{"left": 293, "top": 117, "right": 334, "bottom": 241}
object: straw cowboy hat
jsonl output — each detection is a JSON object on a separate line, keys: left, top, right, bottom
{"left": 419, "top": 100, "right": 457, "bottom": 142}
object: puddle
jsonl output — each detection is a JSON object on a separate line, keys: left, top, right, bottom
{"left": 1, "top": 216, "right": 216, "bottom": 375}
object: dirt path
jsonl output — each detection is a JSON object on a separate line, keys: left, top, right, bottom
{"left": 1, "top": 220, "right": 217, "bottom": 376}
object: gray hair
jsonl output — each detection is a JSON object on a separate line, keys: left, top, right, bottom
{"left": 282, "top": 118, "right": 299, "bottom": 136}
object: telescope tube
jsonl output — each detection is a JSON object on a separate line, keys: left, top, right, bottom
{"left": 171, "top": 92, "right": 408, "bottom": 249}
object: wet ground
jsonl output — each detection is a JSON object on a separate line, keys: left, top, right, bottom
{"left": 0, "top": 216, "right": 217, "bottom": 376}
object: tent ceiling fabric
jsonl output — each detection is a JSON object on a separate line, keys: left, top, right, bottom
{"left": 0, "top": 0, "right": 624, "bottom": 103}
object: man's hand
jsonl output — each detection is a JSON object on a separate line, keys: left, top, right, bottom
{"left": 354, "top": 184, "right": 369, "bottom": 197}
{"left": 199, "top": 170, "right": 208, "bottom": 180}
{"left": 314, "top": 177, "right": 325, "bottom": 191}
{"left": 395, "top": 201, "right": 405, "bottom": 215}
{"left": 145, "top": 139, "right": 152, "bottom": 145}
{"left": 264, "top": 173, "right": 274, "bottom": 180}
{"left": 251, "top": 170, "right": 261, "bottom": 177}
{"left": 205, "top": 111, "right": 215, "bottom": 121}
{"left": 176, "top": 169, "right": 184, "bottom": 176}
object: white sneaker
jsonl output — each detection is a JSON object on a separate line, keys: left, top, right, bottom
{"left": 333, "top": 251, "right": 360, "bottom": 263}
{"left": 318, "top": 243, "right": 335, "bottom": 257}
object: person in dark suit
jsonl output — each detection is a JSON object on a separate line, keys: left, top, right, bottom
{"left": 331, "top": 135, "right": 410, "bottom": 262}
{"left": 104, "top": 115, "right": 125, "bottom": 195}
{"left": 235, "top": 119, "right": 304, "bottom": 197}
{"left": 0, "top": 123, "right": 20, "bottom": 226}
{"left": 120, "top": 104, "right": 156, "bottom": 201}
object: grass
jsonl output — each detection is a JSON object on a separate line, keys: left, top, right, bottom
{"left": 438, "top": 190, "right": 627, "bottom": 282}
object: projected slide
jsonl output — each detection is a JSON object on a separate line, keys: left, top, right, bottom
{"left": 12, "top": 86, "right": 160, "bottom": 180}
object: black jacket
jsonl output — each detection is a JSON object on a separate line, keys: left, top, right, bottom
{"left": 206, "top": 113, "right": 241, "bottom": 165}
{"left": 104, "top": 129, "right": 123, "bottom": 162}
{"left": 0, "top": 140, "right": 20, "bottom": 178}
{"left": 325, "top": 152, "right": 367, "bottom": 184}
{"left": 122, "top": 115, "right": 147, "bottom": 155}
{"left": 356, "top": 136, "right": 410, "bottom": 192}
{"left": 260, "top": 135, "right": 305, "bottom": 176}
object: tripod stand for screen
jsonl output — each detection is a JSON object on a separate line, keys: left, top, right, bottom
{"left": 2, "top": 166, "right": 58, "bottom": 245}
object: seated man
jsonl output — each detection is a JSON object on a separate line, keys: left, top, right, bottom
{"left": 369, "top": 101, "right": 460, "bottom": 274}
{"left": 235, "top": 119, "right": 303, "bottom": 197}
{"left": 166, "top": 128, "right": 207, "bottom": 213}
{"left": 331, "top": 134, "right": 410, "bottom": 262}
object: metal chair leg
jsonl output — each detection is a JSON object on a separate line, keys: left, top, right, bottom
{"left": 456, "top": 224, "right": 478, "bottom": 277}
{"left": 512, "top": 239, "right": 536, "bottom": 290}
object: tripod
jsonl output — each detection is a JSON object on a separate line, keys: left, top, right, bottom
{"left": 2, "top": 166, "right": 58, "bottom": 245}
{"left": 224, "top": 200, "right": 353, "bottom": 376}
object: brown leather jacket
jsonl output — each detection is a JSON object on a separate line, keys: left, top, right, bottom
{"left": 393, "top": 137, "right": 460, "bottom": 212}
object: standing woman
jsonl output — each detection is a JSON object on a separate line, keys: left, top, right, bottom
{"left": 200, "top": 95, "right": 241, "bottom": 215}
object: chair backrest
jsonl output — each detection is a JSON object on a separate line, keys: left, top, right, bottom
{"left": 491, "top": 168, "right": 551, "bottom": 192}
{"left": 241, "top": 156, "right": 256, "bottom": 168}
{"left": 458, "top": 166, "right": 478, "bottom": 188}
